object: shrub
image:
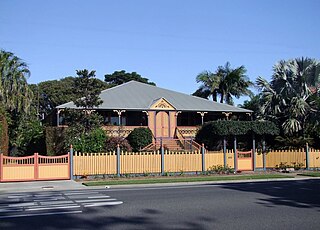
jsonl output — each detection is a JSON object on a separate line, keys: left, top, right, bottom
{"left": 72, "top": 128, "right": 107, "bottom": 153}
{"left": 106, "top": 136, "right": 132, "bottom": 152}
{"left": 292, "top": 162, "right": 304, "bottom": 170}
{"left": 46, "top": 126, "right": 68, "bottom": 155}
{"left": 126, "top": 127, "right": 153, "bottom": 151}
{"left": 275, "top": 162, "right": 304, "bottom": 171}
{"left": 196, "top": 120, "right": 279, "bottom": 150}
{"left": 207, "top": 165, "right": 234, "bottom": 174}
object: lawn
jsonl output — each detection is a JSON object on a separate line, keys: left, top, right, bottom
{"left": 82, "top": 174, "right": 294, "bottom": 186}
{"left": 297, "top": 172, "right": 320, "bottom": 177}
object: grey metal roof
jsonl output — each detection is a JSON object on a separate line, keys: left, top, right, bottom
{"left": 56, "top": 81, "right": 252, "bottom": 113}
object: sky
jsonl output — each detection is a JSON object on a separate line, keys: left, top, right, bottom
{"left": 1, "top": 0, "right": 319, "bottom": 105}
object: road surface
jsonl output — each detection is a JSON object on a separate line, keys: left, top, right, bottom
{"left": 1, "top": 179, "right": 319, "bottom": 229}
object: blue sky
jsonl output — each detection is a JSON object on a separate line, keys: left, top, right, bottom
{"left": 1, "top": 0, "right": 319, "bottom": 105}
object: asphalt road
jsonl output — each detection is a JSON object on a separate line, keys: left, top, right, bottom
{"left": 1, "top": 179, "right": 320, "bottom": 230}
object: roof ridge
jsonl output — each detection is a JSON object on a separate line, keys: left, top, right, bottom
{"left": 100, "top": 80, "right": 135, "bottom": 93}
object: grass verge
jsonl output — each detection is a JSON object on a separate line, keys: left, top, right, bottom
{"left": 298, "top": 172, "right": 320, "bottom": 177}
{"left": 82, "top": 174, "right": 294, "bottom": 186}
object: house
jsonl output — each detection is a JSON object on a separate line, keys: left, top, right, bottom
{"left": 56, "top": 81, "right": 251, "bottom": 150}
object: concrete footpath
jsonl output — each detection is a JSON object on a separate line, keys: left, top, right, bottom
{"left": 0, "top": 180, "right": 86, "bottom": 193}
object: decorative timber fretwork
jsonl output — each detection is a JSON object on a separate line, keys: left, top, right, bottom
{"left": 149, "top": 97, "right": 175, "bottom": 110}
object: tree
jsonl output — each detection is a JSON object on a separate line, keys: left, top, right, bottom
{"left": 105, "top": 70, "right": 155, "bottom": 87}
{"left": 257, "top": 57, "right": 320, "bottom": 139}
{"left": 74, "top": 70, "right": 104, "bottom": 109}
{"left": 30, "top": 76, "right": 108, "bottom": 117}
{"left": 0, "top": 109, "right": 9, "bottom": 155}
{"left": 240, "top": 95, "right": 262, "bottom": 120}
{"left": 64, "top": 69, "right": 106, "bottom": 151}
{"left": 10, "top": 113, "right": 45, "bottom": 156}
{"left": 0, "top": 50, "right": 33, "bottom": 113}
{"left": 194, "top": 62, "right": 253, "bottom": 105}
{"left": 0, "top": 50, "right": 34, "bottom": 155}
{"left": 193, "top": 71, "right": 220, "bottom": 101}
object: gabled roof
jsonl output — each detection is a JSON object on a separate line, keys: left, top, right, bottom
{"left": 56, "top": 81, "right": 251, "bottom": 113}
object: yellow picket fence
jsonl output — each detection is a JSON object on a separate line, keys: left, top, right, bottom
{"left": 309, "top": 148, "right": 320, "bottom": 168}
{"left": 73, "top": 148, "right": 320, "bottom": 176}
{"left": 255, "top": 148, "right": 320, "bottom": 168}
{"left": 74, "top": 150, "right": 234, "bottom": 176}
{"left": 206, "top": 150, "right": 234, "bottom": 168}
{"left": 73, "top": 152, "right": 117, "bottom": 175}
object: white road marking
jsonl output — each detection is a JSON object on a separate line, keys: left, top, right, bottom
{"left": 34, "top": 193, "right": 62, "bottom": 197}
{"left": 26, "top": 205, "right": 81, "bottom": 211}
{"left": 9, "top": 202, "right": 37, "bottom": 207}
{"left": 1, "top": 191, "right": 123, "bottom": 218}
{"left": 8, "top": 195, "right": 32, "bottom": 199}
{"left": 76, "top": 198, "right": 116, "bottom": 203}
{"left": 40, "top": 200, "right": 74, "bottom": 205}
{"left": 33, "top": 198, "right": 60, "bottom": 202}
{"left": 88, "top": 195, "right": 110, "bottom": 199}
{"left": 0, "top": 208, "right": 23, "bottom": 213}
{"left": 64, "top": 192, "right": 99, "bottom": 196}
{"left": 0, "top": 210, "right": 82, "bottom": 219}
{"left": 84, "top": 201, "right": 123, "bottom": 207}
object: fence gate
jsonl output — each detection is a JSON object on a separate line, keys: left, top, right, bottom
{"left": 0, "top": 153, "right": 70, "bottom": 182}
{"left": 237, "top": 150, "right": 253, "bottom": 171}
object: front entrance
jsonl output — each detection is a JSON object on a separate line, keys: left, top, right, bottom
{"left": 155, "top": 111, "right": 170, "bottom": 138}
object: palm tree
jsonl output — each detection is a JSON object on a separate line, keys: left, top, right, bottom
{"left": 194, "top": 70, "right": 220, "bottom": 101}
{"left": 194, "top": 62, "right": 253, "bottom": 105}
{"left": 257, "top": 57, "right": 320, "bottom": 136}
{"left": 0, "top": 50, "right": 33, "bottom": 113}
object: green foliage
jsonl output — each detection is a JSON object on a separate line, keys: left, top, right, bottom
{"left": 273, "top": 136, "right": 312, "bottom": 150}
{"left": 197, "top": 120, "right": 279, "bottom": 137}
{"left": 73, "top": 70, "right": 103, "bottom": 109}
{"left": 275, "top": 162, "right": 304, "bottom": 171}
{"left": 10, "top": 113, "right": 46, "bottom": 156}
{"left": 106, "top": 137, "right": 132, "bottom": 152}
{"left": 0, "top": 50, "right": 33, "bottom": 113}
{"left": 46, "top": 127, "right": 68, "bottom": 156}
{"left": 194, "top": 62, "right": 253, "bottom": 105}
{"left": 104, "top": 70, "right": 155, "bottom": 87}
{"left": 126, "top": 127, "right": 153, "bottom": 151}
{"left": 0, "top": 50, "right": 35, "bottom": 156}
{"left": 251, "top": 121, "right": 279, "bottom": 136}
{"left": 70, "top": 128, "right": 107, "bottom": 153}
{"left": 207, "top": 165, "right": 234, "bottom": 174}
{"left": 257, "top": 57, "right": 320, "bottom": 136}
{"left": 240, "top": 95, "right": 262, "bottom": 120}
{"left": 64, "top": 109, "right": 103, "bottom": 134}
{"left": 63, "top": 69, "right": 105, "bottom": 151}
{"left": 30, "top": 77, "right": 108, "bottom": 116}
{"left": 196, "top": 120, "right": 279, "bottom": 150}
{"left": 0, "top": 111, "right": 9, "bottom": 155}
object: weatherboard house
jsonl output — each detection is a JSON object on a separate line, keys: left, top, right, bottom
{"left": 56, "top": 81, "right": 251, "bottom": 150}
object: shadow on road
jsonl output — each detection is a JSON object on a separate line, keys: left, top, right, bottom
{"left": 1, "top": 202, "right": 213, "bottom": 230}
{"left": 219, "top": 179, "right": 320, "bottom": 209}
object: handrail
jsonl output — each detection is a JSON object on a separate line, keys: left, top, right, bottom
{"left": 175, "top": 128, "right": 185, "bottom": 150}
